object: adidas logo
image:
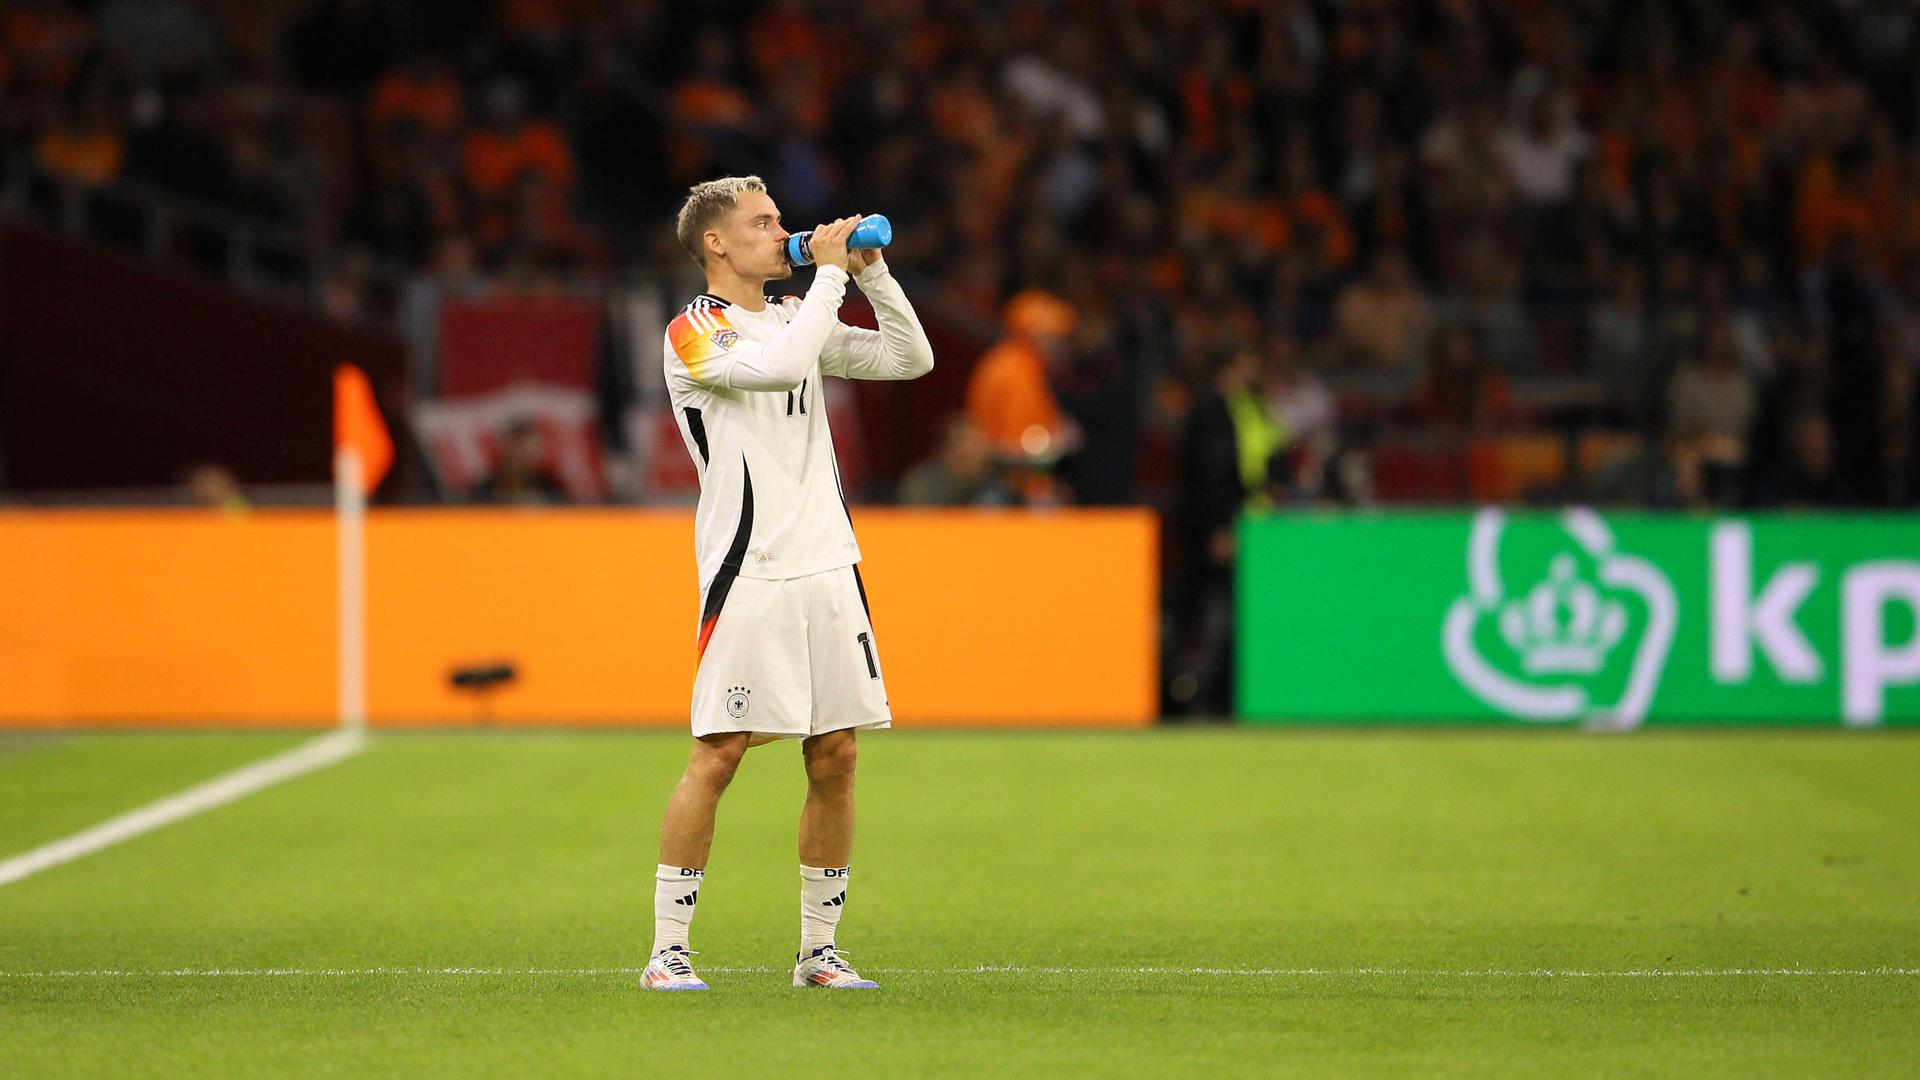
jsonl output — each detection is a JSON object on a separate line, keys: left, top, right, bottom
{"left": 822, "top": 890, "right": 845, "bottom": 908}
{"left": 675, "top": 889, "right": 699, "bottom": 907}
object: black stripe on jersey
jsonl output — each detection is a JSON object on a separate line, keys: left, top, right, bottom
{"left": 830, "top": 455, "right": 873, "bottom": 625}
{"left": 852, "top": 564, "right": 873, "bottom": 624}
{"left": 682, "top": 407, "right": 709, "bottom": 466}
{"left": 831, "top": 456, "right": 854, "bottom": 528}
{"left": 680, "top": 294, "right": 728, "bottom": 320}
{"left": 698, "top": 457, "right": 755, "bottom": 646}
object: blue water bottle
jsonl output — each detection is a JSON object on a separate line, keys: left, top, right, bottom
{"left": 786, "top": 215, "right": 893, "bottom": 266}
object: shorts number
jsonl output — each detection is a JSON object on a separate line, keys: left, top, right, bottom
{"left": 856, "top": 632, "right": 878, "bottom": 679}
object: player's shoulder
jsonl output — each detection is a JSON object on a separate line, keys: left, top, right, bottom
{"left": 669, "top": 293, "right": 736, "bottom": 338}
{"left": 767, "top": 293, "right": 803, "bottom": 315}
{"left": 674, "top": 292, "right": 733, "bottom": 322}
{"left": 667, "top": 292, "right": 743, "bottom": 371}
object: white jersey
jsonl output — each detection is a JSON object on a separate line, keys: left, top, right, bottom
{"left": 663, "top": 260, "right": 934, "bottom": 642}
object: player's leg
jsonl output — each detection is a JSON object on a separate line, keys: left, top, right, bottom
{"left": 798, "top": 729, "right": 858, "bottom": 960}
{"left": 791, "top": 565, "right": 890, "bottom": 989}
{"left": 648, "top": 574, "right": 810, "bottom": 990}
{"left": 660, "top": 731, "right": 750, "bottom": 868}
{"left": 799, "top": 727, "right": 857, "bottom": 867}
{"left": 644, "top": 732, "right": 747, "bottom": 991}
{"left": 793, "top": 728, "right": 874, "bottom": 987}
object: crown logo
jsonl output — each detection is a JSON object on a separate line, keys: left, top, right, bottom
{"left": 1497, "top": 555, "right": 1627, "bottom": 675}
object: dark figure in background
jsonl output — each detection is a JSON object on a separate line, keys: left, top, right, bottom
{"left": 898, "top": 418, "right": 1016, "bottom": 507}
{"left": 1816, "top": 239, "right": 1893, "bottom": 503}
{"left": 1416, "top": 323, "right": 1510, "bottom": 431}
{"left": 1167, "top": 346, "right": 1287, "bottom": 718}
{"left": 1055, "top": 304, "right": 1142, "bottom": 506}
{"left": 470, "top": 417, "right": 566, "bottom": 505}
{"left": 1665, "top": 320, "right": 1758, "bottom": 507}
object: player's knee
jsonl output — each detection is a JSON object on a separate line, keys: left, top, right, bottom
{"left": 688, "top": 735, "right": 747, "bottom": 791}
{"left": 804, "top": 734, "right": 857, "bottom": 788}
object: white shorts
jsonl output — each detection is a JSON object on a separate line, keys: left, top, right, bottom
{"left": 692, "top": 564, "right": 892, "bottom": 745}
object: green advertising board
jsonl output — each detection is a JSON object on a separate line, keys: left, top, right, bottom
{"left": 1237, "top": 510, "right": 1920, "bottom": 726}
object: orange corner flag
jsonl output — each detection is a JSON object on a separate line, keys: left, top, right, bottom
{"left": 333, "top": 365, "right": 394, "bottom": 491}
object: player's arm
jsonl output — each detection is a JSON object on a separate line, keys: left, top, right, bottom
{"left": 668, "top": 266, "right": 853, "bottom": 392}
{"left": 820, "top": 255, "right": 936, "bottom": 381}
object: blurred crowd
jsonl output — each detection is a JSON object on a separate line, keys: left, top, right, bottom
{"left": 7, "top": 0, "right": 1920, "bottom": 524}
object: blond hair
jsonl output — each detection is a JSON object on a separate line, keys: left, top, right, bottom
{"left": 675, "top": 175, "right": 767, "bottom": 268}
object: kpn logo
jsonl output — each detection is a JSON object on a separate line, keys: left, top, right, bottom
{"left": 1443, "top": 509, "right": 1920, "bottom": 727}
{"left": 1444, "top": 509, "right": 1674, "bottom": 728}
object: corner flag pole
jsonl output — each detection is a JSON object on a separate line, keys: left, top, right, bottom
{"left": 333, "top": 365, "right": 393, "bottom": 733}
{"left": 335, "top": 445, "right": 367, "bottom": 732}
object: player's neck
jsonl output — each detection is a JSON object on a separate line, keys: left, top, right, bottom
{"left": 704, "top": 272, "right": 767, "bottom": 313}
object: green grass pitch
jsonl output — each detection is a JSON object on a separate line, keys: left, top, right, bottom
{"left": 1, "top": 729, "right": 1916, "bottom": 1077}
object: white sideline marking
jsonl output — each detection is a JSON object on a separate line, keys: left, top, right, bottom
{"left": 0, "top": 731, "right": 366, "bottom": 888}
{"left": 0, "top": 965, "right": 1913, "bottom": 979}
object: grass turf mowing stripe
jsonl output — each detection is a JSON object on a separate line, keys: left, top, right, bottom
{"left": 0, "top": 730, "right": 364, "bottom": 887}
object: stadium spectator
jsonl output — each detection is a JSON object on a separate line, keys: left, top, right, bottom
{"left": 1416, "top": 324, "right": 1510, "bottom": 432}
{"left": 180, "top": 463, "right": 248, "bottom": 514}
{"left": 965, "top": 290, "right": 1081, "bottom": 501}
{"left": 340, "top": 154, "right": 436, "bottom": 268}
{"left": 1498, "top": 87, "right": 1590, "bottom": 210}
{"left": 367, "top": 54, "right": 464, "bottom": 142}
{"left": 33, "top": 89, "right": 125, "bottom": 188}
{"left": 667, "top": 27, "right": 755, "bottom": 183}
{"left": 1167, "top": 344, "right": 1286, "bottom": 717}
{"left": 8, "top": 0, "right": 1920, "bottom": 512}
{"left": 1331, "top": 248, "right": 1430, "bottom": 369}
{"left": 897, "top": 418, "right": 1015, "bottom": 508}
{"left": 1266, "top": 331, "right": 1334, "bottom": 456}
{"left": 1275, "top": 134, "right": 1356, "bottom": 285}
{"left": 1666, "top": 320, "right": 1759, "bottom": 505}
{"left": 1350, "top": 145, "right": 1436, "bottom": 279}
{"left": 462, "top": 78, "right": 574, "bottom": 198}
{"left": 1434, "top": 236, "right": 1537, "bottom": 372}
{"left": 121, "top": 82, "right": 234, "bottom": 204}
{"left": 1752, "top": 409, "right": 1841, "bottom": 507}
{"left": 470, "top": 417, "right": 566, "bottom": 506}
{"left": 224, "top": 131, "right": 296, "bottom": 225}
{"left": 1589, "top": 425, "right": 1692, "bottom": 509}
{"left": 1587, "top": 264, "right": 1654, "bottom": 421}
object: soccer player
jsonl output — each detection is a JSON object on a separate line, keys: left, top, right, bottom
{"left": 642, "top": 177, "right": 935, "bottom": 991}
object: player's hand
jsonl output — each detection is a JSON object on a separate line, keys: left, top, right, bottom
{"left": 849, "top": 216, "right": 884, "bottom": 273}
{"left": 808, "top": 216, "right": 859, "bottom": 273}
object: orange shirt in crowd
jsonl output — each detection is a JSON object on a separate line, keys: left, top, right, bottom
{"left": 369, "top": 69, "right": 465, "bottom": 139}
{"left": 966, "top": 339, "right": 1065, "bottom": 454}
{"left": 34, "top": 124, "right": 124, "bottom": 187}
{"left": 749, "top": 7, "right": 828, "bottom": 85}
{"left": 1795, "top": 155, "right": 1895, "bottom": 268}
{"left": 666, "top": 76, "right": 755, "bottom": 180}
{"left": 2, "top": 6, "right": 93, "bottom": 94}
{"left": 1284, "top": 189, "right": 1355, "bottom": 270}
{"left": 462, "top": 120, "right": 575, "bottom": 198}
{"left": 1707, "top": 61, "right": 1779, "bottom": 135}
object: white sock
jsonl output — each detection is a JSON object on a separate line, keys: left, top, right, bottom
{"left": 800, "top": 865, "right": 849, "bottom": 953}
{"left": 653, "top": 864, "right": 702, "bottom": 954}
